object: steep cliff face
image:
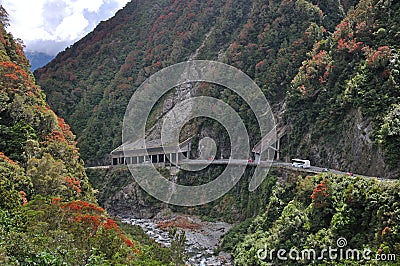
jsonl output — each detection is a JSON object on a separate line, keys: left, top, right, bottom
{"left": 87, "top": 165, "right": 285, "bottom": 222}
{"left": 35, "top": 0, "right": 399, "bottom": 177}
{"left": 311, "top": 109, "right": 387, "bottom": 175}
{"left": 87, "top": 167, "right": 165, "bottom": 218}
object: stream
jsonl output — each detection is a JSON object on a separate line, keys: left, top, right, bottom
{"left": 121, "top": 215, "right": 233, "bottom": 265}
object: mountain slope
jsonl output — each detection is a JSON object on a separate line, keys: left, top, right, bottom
{"left": 0, "top": 10, "right": 183, "bottom": 264}
{"left": 34, "top": 0, "right": 342, "bottom": 162}
{"left": 36, "top": 0, "right": 225, "bottom": 164}
{"left": 25, "top": 51, "right": 54, "bottom": 71}
{"left": 229, "top": 173, "right": 400, "bottom": 265}
{"left": 0, "top": 13, "right": 93, "bottom": 201}
{"left": 35, "top": 0, "right": 399, "bottom": 177}
{"left": 286, "top": 0, "right": 400, "bottom": 177}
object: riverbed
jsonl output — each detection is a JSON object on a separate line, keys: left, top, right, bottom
{"left": 121, "top": 215, "right": 233, "bottom": 265}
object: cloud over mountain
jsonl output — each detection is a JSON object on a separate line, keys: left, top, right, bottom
{"left": 1, "top": 0, "right": 130, "bottom": 55}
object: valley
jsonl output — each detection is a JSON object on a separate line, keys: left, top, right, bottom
{"left": 0, "top": 0, "right": 399, "bottom": 265}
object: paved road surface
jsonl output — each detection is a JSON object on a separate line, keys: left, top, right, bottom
{"left": 86, "top": 159, "right": 395, "bottom": 181}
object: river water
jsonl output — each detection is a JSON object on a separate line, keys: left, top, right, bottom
{"left": 121, "top": 215, "right": 233, "bottom": 265}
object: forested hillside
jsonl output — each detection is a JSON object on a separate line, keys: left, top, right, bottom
{"left": 0, "top": 9, "right": 183, "bottom": 265}
{"left": 225, "top": 174, "right": 400, "bottom": 265}
{"left": 286, "top": 0, "right": 400, "bottom": 177}
{"left": 23, "top": 0, "right": 400, "bottom": 264}
{"left": 35, "top": 0, "right": 399, "bottom": 178}
{"left": 35, "top": 0, "right": 225, "bottom": 165}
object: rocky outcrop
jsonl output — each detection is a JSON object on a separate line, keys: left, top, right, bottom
{"left": 295, "top": 108, "right": 392, "bottom": 177}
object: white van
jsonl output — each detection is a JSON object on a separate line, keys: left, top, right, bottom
{"left": 291, "top": 159, "right": 311, "bottom": 169}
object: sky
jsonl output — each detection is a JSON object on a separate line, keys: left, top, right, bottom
{"left": 0, "top": 0, "right": 131, "bottom": 55}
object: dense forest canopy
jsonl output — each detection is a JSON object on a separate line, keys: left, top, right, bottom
{"left": 1, "top": 0, "right": 399, "bottom": 264}
{"left": 0, "top": 8, "right": 184, "bottom": 264}
{"left": 35, "top": 0, "right": 399, "bottom": 179}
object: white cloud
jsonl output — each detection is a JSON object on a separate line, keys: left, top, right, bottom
{"left": 0, "top": 0, "right": 130, "bottom": 55}
{"left": 55, "top": 12, "right": 89, "bottom": 40}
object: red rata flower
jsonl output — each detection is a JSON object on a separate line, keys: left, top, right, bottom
{"left": 311, "top": 181, "right": 330, "bottom": 208}
{"left": 382, "top": 226, "right": 390, "bottom": 236}
{"left": 52, "top": 197, "right": 62, "bottom": 205}
{"left": 19, "top": 191, "right": 28, "bottom": 205}
{"left": 0, "top": 152, "right": 17, "bottom": 165}
{"left": 103, "top": 219, "right": 119, "bottom": 230}
{"left": 65, "top": 176, "right": 82, "bottom": 193}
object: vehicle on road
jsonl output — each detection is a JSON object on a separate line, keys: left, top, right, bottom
{"left": 291, "top": 159, "right": 311, "bottom": 169}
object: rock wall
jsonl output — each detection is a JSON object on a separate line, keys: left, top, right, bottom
{"left": 292, "top": 108, "right": 394, "bottom": 177}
